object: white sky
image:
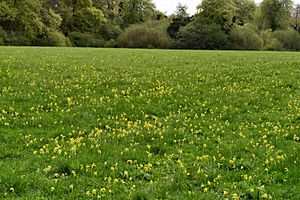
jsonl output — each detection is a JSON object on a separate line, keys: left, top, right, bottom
{"left": 153, "top": 0, "right": 300, "bottom": 15}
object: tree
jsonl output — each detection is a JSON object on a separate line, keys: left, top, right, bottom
{"left": 229, "top": 24, "right": 263, "bottom": 50}
{"left": 0, "top": 1, "right": 18, "bottom": 31}
{"left": 196, "top": 0, "right": 257, "bottom": 31}
{"left": 273, "top": 29, "right": 300, "bottom": 50}
{"left": 167, "top": 3, "right": 191, "bottom": 39}
{"left": 175, "top": 3, "right": 189, "bottom": 19}
{"left": 92, "top": 0, "right": 121, "bottom": 20}
{"left": 258, "top": 0, "right": 293, "bottom": 31}
{"left": 118, "top": 20, "right": 171, "bottom": 48}
{"left": 178, "top": 19, "right": 228, "bottom": 49}
{"left": 197, "top": 0, "right": 237, "bottom": 31}
{"left": 120, "top": 0, "right": 155, "bottom": 27}
{"left": 292, "top": 4, "right": 300, "bottom": 32}
{"left": 233, "top": 0, "right": 257, "bottom": 25}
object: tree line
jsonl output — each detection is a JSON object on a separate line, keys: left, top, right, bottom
{"left": 0, "top": 0, "right": 299, "bottom": 50}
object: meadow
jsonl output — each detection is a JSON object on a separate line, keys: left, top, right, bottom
{"left": 0, "top": 47, "right": 299, "bottom": 199}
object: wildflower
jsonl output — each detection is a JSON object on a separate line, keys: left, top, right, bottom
{"left": 69, "top": 185, "right": 74, "bottom": 190}
{"left": 91, "top": 189, "right": 97, "bottom": 195}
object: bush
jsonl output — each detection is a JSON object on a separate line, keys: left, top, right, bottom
{"left": 178, "top": 22, "right": 228, "bottom": 49}
{"left": 104, "top": 39, "right": 117, "bottom": 48}
{"left": 118, "top": 20, "right": 171, "bottom": 49}
{"left": 68, "top": 32, "right": 105, "bottom": 47}
{"left": 100, "top": 22, "right": 123, "bottom": 40}
{"left": 261, "top": 29, "right": 283, "bottom": 51}
{"left": 273, "top": 30, "right": 300, "bottom": 51}
{"left": 4, "top": 31, "right": 32, "bottom": 46}
{"left": 229, "top": 24, "right": 263, "bottom": 50}
{"left": 0, "top": 26, "right": 6, "bottom": 45}
{"left": 167, "top": 16, "right": 191, "bottom": 38}
{"left": 35, "top": 29, "right": 69, "bottom": 47}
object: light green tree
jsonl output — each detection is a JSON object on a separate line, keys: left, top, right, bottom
{"left": 234, "top": 0, "right": 257, "bottom": 25}
{"left": 121, "top": 0, "right": 155, "bottom": 27}
{"left": 257, "top": 0, "right": 293, "bottom": 31}
{"left": 197, "top": 0, "right": 238, "bottom": 31}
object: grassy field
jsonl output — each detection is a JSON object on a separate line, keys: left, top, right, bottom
{"left": 0, "top": 47, "right": 299, "bottom": 199}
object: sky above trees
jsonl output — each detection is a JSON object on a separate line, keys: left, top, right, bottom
{"left": 153, "top": 0, "right": 300, "bottom": 15}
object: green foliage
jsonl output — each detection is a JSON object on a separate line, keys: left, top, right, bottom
{"left": 118, "top": 20, "right": 171, "bottom": 48}
{"left": 73, "top": 7, "right": 106, "bottom": 32}
{"left": 258, "top": 0, "right": 293, "bottom": 31}
{"left": 0, "top": 26, "right": 4, "bottom": 45}
{"left": 100, "top": 22, "right": 123, "bottom": 40}
{"left": 0, "top": 0, "right": 298, "bottom": 50}
{"left": 293, "top": 4, "right": 300, "bottom": 32}
{"left": 41, "top": 9, "right": 63, "bottom": 30}
{"left": 0, "top": 1, "right": 17, "bottom": 22}
{"left": 233, "top": 0, "right": 257, "bottom": 24}
{"left": 167, "top": 4, "right": 191, "bottom": 39}
{"left": 35, "top": 29, "right": 70, "bottom": 47}
{"left": 14, "top": 0, "right": 45, "bottom": 41}
{"left": 2, "top": 31, "right": 32, "bottom": 46}
{"left": 104, "top": 39, "right": 117, "bottom": 48}
{"left": 261, "top": 29, "right": 284, "bottom": 50}
{"left": 178, "top": 21, "right": 228, "bottom": 49}
{"left": 196, "top": 0, "right": 257, "bottom": 31}
{"left": 68, "top": 32, "right": 104, "bottom": 47}
{"left": 197, "top": 0, "right": 238, "bottom": 31}
{"left": 273, "top": 29, "right": 300, "bottom": 50}
{"left": 121, "top": 0, "right": 155, "bottom": 27}
{"left": 229, "top": 24, "right": 263, "bottom": 50}
{"left": 92, "top": 0, "right": 121, "bottom": 19}
{"left": 175, "top": 3, "right": 189, "bottom": 19}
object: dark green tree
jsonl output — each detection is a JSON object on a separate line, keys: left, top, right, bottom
{"left": 178, "top": 19, "right": 228, "bottom": 49}
{"left": 167, "top": 3, "right": 191, "bottom": 38}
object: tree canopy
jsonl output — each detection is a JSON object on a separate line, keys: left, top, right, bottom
{"left": 0, "top": 0, "right": 299, "bottom": 50}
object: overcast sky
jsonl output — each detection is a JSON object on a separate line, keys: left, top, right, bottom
{"left": 153, "top": 0, "right": 300, "bottom": 15}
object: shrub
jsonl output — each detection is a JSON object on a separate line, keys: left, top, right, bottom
{"left": 229, "top": 24, "right": 263, "bottom": 50}
{"left": 0, "top": 26, "right": 6, "bottom": 45}
{"left": 118, "top": 20, "right": 171, "bottom": 49}
{"left": 273, "top": 29, "right": 300, "bottom": 51}
{"left": 261, "top": 29, "right": 283, "bottom": 51}
{"left": 178, "top": 22, "right": 228, "bottom": 49}
{"left": 68, "top": 32, "right": 105, "bottom": 47}
{"left": 35, "top": 29, "right": 69, "bottom": 47}
{"left": 104, "top": 39, "right": 117, "bottom": 48}
{"left": 100, "top": 22, "right": 123, "bottom": 40}
{"left": 167, "top": 16, "right": 191, "bottom": 38}
{"left": 4, "top": 31, "right": 32, "bottom": 46}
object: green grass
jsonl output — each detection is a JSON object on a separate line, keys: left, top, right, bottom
{"left": 0, "top": 47, "right": 299, "bottom": 199}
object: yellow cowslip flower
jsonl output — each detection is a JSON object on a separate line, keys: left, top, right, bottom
{"left": 100, "top": 188, "right": 106, "bottom": 193}
{"left": 231, "top": 193, "right": 240, "bottom": 200}
{"left": 284, "top": 168, "right": 289, "bottom": 173}
{"left": 43, "top": 165, "right": 52, "bottom": 173}
{"left": 69, "top": 185, "right": 74, "bottom": 190}
{"left": 204, "top": 188, "right": 209, "bottom": 193}
{"left": 91, "top": 189, "right": 97, "bottom": 195}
